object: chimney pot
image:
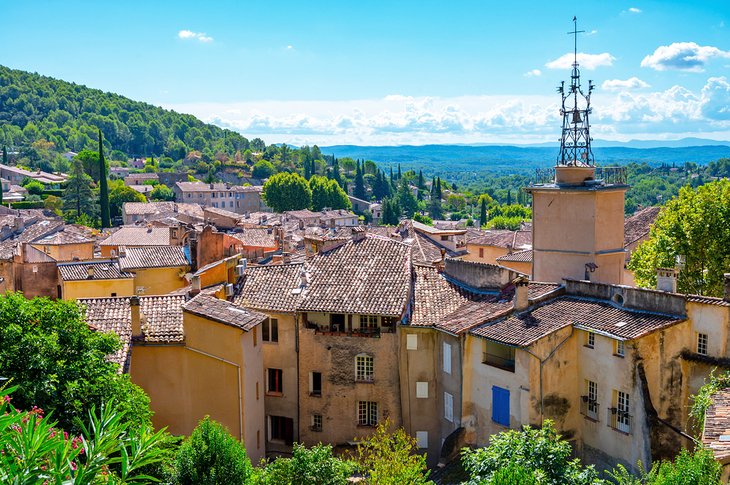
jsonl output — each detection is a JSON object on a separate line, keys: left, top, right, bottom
{"left": 130, "top": 295, "right": 142, "bottom": 337}
{"left": 514, "top": 277, "right": 529, "bottom": 311}
{"left": 87, "top": 265, "right": 94, "bottom": 279}
{"left": 656, "top": 267, "right": 678, "bottom": 293}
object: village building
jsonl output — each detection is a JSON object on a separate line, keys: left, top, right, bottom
{"left": 174, "top": 182, "right": 268, "bottom": 214}
{"left": 0, "top": 163, "right": 66, "bottom": 186}
{"left": 122, "top": 202, "right": 205, "bottom": 225}
{"left": 118, "top": 245, "right": 191, "bottom": 295}
{"left": 59, "top": 260, "right": 135, "bottom": 300}
{"left": 98, "top": 226, "right": 181, "bottom": 257}
{"left": 30, "top": 224, "right": 95, "bottom": 262}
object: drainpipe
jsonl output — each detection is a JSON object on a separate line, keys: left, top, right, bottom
{"left": 185, "top": 345, "right": 244, "bottom": 441}
{"left": 523, "top": 326, "right": 574, "bottom": 424}
{"left": 295, "top": 312, "right": 301, "bottom": 444}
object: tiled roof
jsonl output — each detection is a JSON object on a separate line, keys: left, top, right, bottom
{"left": 413, "top": 220, "right": 466, "bottom": 235}
{"left": 471, "top": 296, "right": 684, "bottom": 347}
{"left": 320, "top": 209, "right": 357, "bottom": 221}
{"left": 624, "top": 206, "right": 661, "bottom": 247}
{"left": 32, "top": 225, "right": 94, "bottom": 245}
{"left": 298, "top": 235, "right": 412, "bottom": 316}
{"left": 176, "top": 182, "right": 262, "bottom": 193}
{"left": 99, "top": 226, "right": 171, "bottom": 246}
{"left": 702, "top": 388, "right": 730, "bottom": 461}
{"left": 203, "top": 206, "right": 243, "bottom": 218}
{"left": 231, "top": 228, "right": 277, "bottom": 248}
{"left": 16, "top": 219, "right": 65, "bottom": 244}
{"left": 235, "top": 263, "right": 305, "bottom": 313}
{"left": 118, "top": 246, "right": 189, "bottom": 270}
{"left": 687, "top": 295, "right": 730, "bottom": 307}
{"left": 59, "top": 260, "right": 133, "bottom": 281}
{"left": 285, "top": 209, "right": 322, "bottom": 220}
{"left": 467, "top": 229, "right": 532, "bottom": 250}
{"left": 183, "top": 294, "right": 266, "bottom": 331}
{"left": 496, "top": 249, "right": 533, "bottom": 263}
{"left": 123, "top": 202, "right": 204, "bottom": 218}
{"left": 79, "top": 295, "right": 185, "bottom": 371}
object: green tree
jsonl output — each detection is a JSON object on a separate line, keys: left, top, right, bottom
{"left": 628, "top": 180, "right": 730, "bottom": 297}
{"left": 262, "top": 172, "right": 312, "bottom": 212}
{"left": 0, "top": 293, "right": 152, "bottom": 435}
{"left": 480, "top": 197, "right": 487, "bottom": 227}
{"left": 174, "top": 416, "right": 253, "bottom": 485}
{"left": 355, "top": 419, "right": 433, "bottom": 485}
{"left": 150, "top": 184, "right": 176, "bottom": 201}
{"left": 23, "top": 179, "right": 45, "bottom": 196}
{"left": 98, "top": 129, "right": 111, "bottom": 228}
{"left": 252, "top": 160, "right": 276, "bottom": 179}
{"left": 461, "top": 420, "right": 600, "bottom": 485}
{"left": 608, "top": 449, "right": 721, "bottom": 485}
{"left": 62, "top": 159, "right": 96, "bottom": 219}
{"left": 255, "top": 443, "right": 355, "bottom": 485}
{"left": 0, "top": 146, "right": 4, "bottom": 205}
{"left": 354, "top": 160, "right": 367, "bottom": 199}
{"left": 74, "top": 149, "right": 106, "bottom": 183}
{"left": 109, "top": 182, "right": 146, "bottom": 219}
{"left": 397, "top": 178, "right": 418, "bottom": 218}
{"left": 381, "top": 197, "right": 401, "bottom": 225}
{"left": 43, "top": 194, "right": 63, "bottom": 214}
{"left": 310, "top": 175, "right": 351, "bottom": 211}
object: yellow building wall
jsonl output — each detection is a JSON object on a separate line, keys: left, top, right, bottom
{"left": 63, "top": 278, "right": 135, "bottom": 300}
{"left": 500, "top": 260, "right": 532, "bottom": 276}
{"left": 31, "top": 242, "right": 94, "bottom": 262}
{"left": 132, "top": 266, "right": 188, "bottom": 295}
{"left": 463, "top": 245, "right": 509, "bottom": 265}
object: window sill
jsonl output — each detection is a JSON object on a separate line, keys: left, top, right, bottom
{"left": 309, "top": 392, "right": 322, "bottom": 397}
{"left": 613, "top": 354, "right": 625, "bottom": 358}
{"left": 265, "top": 392, "right": 283, "bottom": 397}
{"left": 263, "top": 340, "right": 279, "bottom": 344}
{"left": 581, "top": 414, "right": 599, "bottom": 423}
{"left": 355, "top": 379, "right": 375, "bottom": 384}
{"left": 309, "top": 427, "right": 322, "bottom": 432}
{"left": 356, "top": 424, "right": 378, "bottom": 428}
{"left": 608, "top": 426, "right": 631, "bottom": 436}
{"left": 584, "top": 345, "right": 594, "bottom": 349}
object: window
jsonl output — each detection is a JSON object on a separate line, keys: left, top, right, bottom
{"left": 697, "top": 332, "right": 708, "bottom": 355}
{"left": 257, "top": 429, "right": 260, "bottom": 449}
{"left": 256, "top": 381, "right": 259, "bottom": 400}
{"left": 585, "top": 331, "right": 595, "bottom": 348}
{"left": 492, "top": 386, "right": 510, "bottom": 427}
{"left": 361, "top": 315, "right": 378, "bottom": 329}
{"left": 252, "top": 327, "right": 257, "bottom": 346}
{"left": 406, "top": 333, "right": 418, "bottom": 350}
{"left": 269, "top": 416, "right": 293, "bottom": 444}
{"left": 482, "top": 340, "right": 515, "bottom": 372}
{"left": 416, "top": 381, "right": 429, "bottom": 399}
{"left": 610, "top": 390, "right": 631, "bottom": 434}
{"left": 330, "top": 313, "right": 345, "bottom": 332}
{"left": 267, "top": 368, "right": 282, "bottom": 394}
{"left": 358, "top": 401, "right": 378, "bottom": 426}
{"left": 311, "top": 414, "right": 322, "bottom": 432}
{"left": 581, "top": 380, "right": 599, "bottom": 420}
{"left": 310, "top": 372, "right": 322, "bottom": 396}
{"left": 356, "top": 354, "right": 374, "bottom": 382}
{"left": 443, "top": 342, "right": 452, "bottom": 375}
{"left": 416, "top": 431, "right": 428, "bottom": 449}
{"left": 444, "top": 392, "right": 454, "bottom": 422}
{"left": 614, "top": 340, "right": 625, "bottom": 357}
{"left": 262, "top": 318, "right": 279, "bottom": 342}
{"left": 440, "top": 235, "right": 449, "bottom": 241}
{"left": 479, "top": 247, "right": 484, "bottom": 258}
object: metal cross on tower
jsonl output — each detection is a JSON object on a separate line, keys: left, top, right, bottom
{"left": 557, "top": 16, "right": 595, "bottom": 167}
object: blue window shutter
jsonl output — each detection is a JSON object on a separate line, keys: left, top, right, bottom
{"left": 492, "top": 386, "right": 510, "bottom": 427}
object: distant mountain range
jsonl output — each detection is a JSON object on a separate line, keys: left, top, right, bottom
{"left": 322, "top": 142, "right": 730, "bottom": 174}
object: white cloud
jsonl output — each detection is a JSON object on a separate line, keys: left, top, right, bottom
{"left": 545, "top": 52, "right": 615, "bottom": 70}
{"left": 586, "top": 29, "right": 598, "bottom": 36}
{"left": 162, "top": 78, "right": 730, "bottom": 145}
{"left": 628, "top": 7, "right": 642, "bottom": 13}
{"left": 601, "top": 77, "right": 650, "bottom": 91}
{"left": 286, "top": 45, "right": 294, "bottom": 50}
{"left": 524, "top": 69, "right": 542, "bottom": 77}
{"left": 178, "top": 30, "right": 213, "bottom": 43}
{"left": 641, "top": 42, "right": 730, "bottom": 71}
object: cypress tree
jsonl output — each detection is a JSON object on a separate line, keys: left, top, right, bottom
{"left": 354, "top": 160, "right": 366, "bottom": 199}
{"left": 430, "top": 176, "right": 436, "bottom": 197}
{"left": 389, "top": 167, "right": 394, "bottom": 186}
{"left": 436, "top": 177, "right": 442, "bottom": 199}
{"left": 507, "top": 189, "right": 512, "bottom": 206}
{"left": 98, "top": 130, "right": 111, "bottom": 228}
{"left": 397, "top": 164, "right": 402, "bottom": 180}
{"left": 2, "top": 146, "right": 7, "bottom": 166}
{"left": 480, "top": 197, "right": 487, "bottom": 228}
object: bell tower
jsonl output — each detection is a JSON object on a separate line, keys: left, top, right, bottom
{"left": 526, "top": 17, "right": 628, "bottom": 285}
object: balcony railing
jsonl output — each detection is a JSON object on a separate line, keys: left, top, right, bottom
{"left": 580, "top": 395, "right": 599, "bottom": 421}
{"left": 607, "top": 407, "right": 632, "bottom": 434}
{"left": 482, "top": 352, "right": 515, "bottom": 372}
{"left": 310, "top": 325, "right": 395, "bottom": 338}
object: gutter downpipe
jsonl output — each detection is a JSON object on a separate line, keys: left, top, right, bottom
{"left": 186, "top": 344, "right": 244, "bottom": 441}
{"left": 295, "top": 312, "right": 301, "bottom": 444}
{"left": 523, "top": 326, "right": 574, "bottom": 425}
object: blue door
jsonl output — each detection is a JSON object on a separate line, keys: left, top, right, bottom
{"left": 492, "top": 386, "right": 510, "bottom": 427}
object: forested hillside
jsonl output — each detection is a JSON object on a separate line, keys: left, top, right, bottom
{"left": 0, "top": 65, "right": 254, "bottom": 160}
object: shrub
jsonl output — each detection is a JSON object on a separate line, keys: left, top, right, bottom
{"left": 174, "top": 416, "right": 252, "bottom": 485}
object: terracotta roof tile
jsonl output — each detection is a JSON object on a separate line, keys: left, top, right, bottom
{"left": 183, "top": 294, "right": 266, "bottom": 331}
{"left": 99, "top": 226, "right": 171, "bottom": 246}
{"left": 496, "top": 249, "right": 533, "bottom": 263}
{"left": 471, "top": 296, "right": 684, "bottom": 347}
{"left": 118, "top": 245, "right": 190, "bottom": 270}
{"left": 297, "top": 235, "right": 411, "bottom": 316}
{"left": 624, "top": 206, "right": 661, "bottom": 247}
{"left": 32, "top": 224, "right": 94, "bottom": 245}
{"left": 231, "top": 228, "right": 277, "bottom": 248}
{"left": 235, "top": 263, "right": 305, "bottom": 313}
{"left": 687, "top": 295, "right": 730, "bottom": 307}
{"left": 702, "top": 389, "right": 730, "bottom": 460}
{"left": 59, "top": 260, "right": 133, "bottom": 281}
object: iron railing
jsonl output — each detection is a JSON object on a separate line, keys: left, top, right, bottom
{"left": 532, "top": 166, "right": 628, "bottom": 186}
{"left": 607, "top": 407, "right": 632, "bottom": 434}
{"left": 482, "top": 352, "right": 516, "bottom": 372}
{"left": 580, "top": 395, "right": 599, "bottom": 421}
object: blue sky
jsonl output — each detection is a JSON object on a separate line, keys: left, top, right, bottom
{"left": 2, "top": 0, "right": 729, "bottom": 145}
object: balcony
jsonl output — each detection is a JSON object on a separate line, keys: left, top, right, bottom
{"left": 482, "top": 352, "right": 515, "bottom": 372}
{"left": 607, "top": 407, "right": 632, "bottom": 434}
{"left": 309, "top": 325, "right": 395, "bottom": 338}
{"left": 580, "top": 395, "right": 599, "bottom": 421}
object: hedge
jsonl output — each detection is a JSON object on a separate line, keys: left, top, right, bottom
{"left": 10, "top": 201, "right": 45, "bottom": 209}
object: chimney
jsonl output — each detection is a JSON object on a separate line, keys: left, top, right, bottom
{"left": 188, "top": 233, "right": 198, "bottom": 272}
{"left": 656, "top": 268, "right": 677, "bottom": 293}
{"left": 724, "top": 273, "right": 730, "bottom": 303}
{"left": 282, "top": 252, "right": 291, "bottom": 264}
{"left": 190, "top": 275, "right": 201, "bottom": 297}
{"left": 514, "top": 277, "right": 529, "bottom": 311}
{"left": 118, "top": 246, "right": 127, "bottom": 258}
{"left": 272, "top": 254, "right": 284, "bottom": 265}
{"left": 351, "top": 226, "right": 366, "bottom": 242}
{"left": 87, "top": 265, "right": 94, "bottom": 279}
{"left": 130, "top": 295, "right": 142, "bottom": 337}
